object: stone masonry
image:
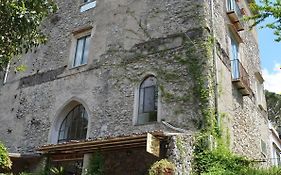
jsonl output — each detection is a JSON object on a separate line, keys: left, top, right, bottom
{"left": 0, "top": 0, "right": 270, "bottom": 174}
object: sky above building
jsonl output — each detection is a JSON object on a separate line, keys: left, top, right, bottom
{"left": 258, "top": 22, "right": 281, "bottom": 94}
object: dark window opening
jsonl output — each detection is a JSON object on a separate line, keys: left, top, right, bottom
{"left": 58, "top": 104, "right": 88, "bottom": 143}
{"left": 138, "top": 76, "right": 158, "bottom": 124}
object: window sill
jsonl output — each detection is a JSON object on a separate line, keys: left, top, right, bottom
{"left": 57, "top": 64, "right": 88, "bottom": 79}
{"left": 69, "top": 63, "right": 87, "bottom": 70}
{"left": 134, "top": 121, "right": 158, "bottom": 126}
{"left": 80, "top": 1, "right": 96, "bottom": 13}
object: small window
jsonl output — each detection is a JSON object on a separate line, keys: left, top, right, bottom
{"left": 261, "top": 139, "right": 267, "bottom": 156}
{"left": 137, "top": 76, "right": 158, "bottom": 124}
{"left": 73, "top": 35, "right": 90, "bottom": 67}
{"left": 230, "top": 35, "right": 240, "bottom": 80}
{"left": 80, "top": 0, "right": 96, "bottom": 12}
{"left": 256, "top": 81, "right": 263, "bottom": 105}
{"left": 58, "top": 104, "right": 88, "bottom": 143}
{"left": 255, "top": 72, "right": 265, "bottom": 109}
{"left": 230, "top": 36, "right": 239, "bottom": 61}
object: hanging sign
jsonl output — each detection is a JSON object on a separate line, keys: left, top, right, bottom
{"left": 146, "top": 133, "right": 160, "bottom": 157}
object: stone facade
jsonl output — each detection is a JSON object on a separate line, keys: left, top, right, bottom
{"left": 0, "top": 0, "right": 269, "bottom": 174}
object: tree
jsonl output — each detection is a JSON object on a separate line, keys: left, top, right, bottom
{"left": 0, "top": 0, "right": 57, "bottom": 69}
{"left": 265, "top": 90, "right": 281, "bottom": 127}
{"left": 249, "top": 0, "right": 281, "bottom": 42}
{"left": 0, "top": 141, "right": 12, "bottom": 170}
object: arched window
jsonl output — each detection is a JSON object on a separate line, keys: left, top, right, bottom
{"left": 137, "top": 76, "right": 158, "bottom": 124}
{"left": 58, "top": 104, "right": 88, "bottom": 143}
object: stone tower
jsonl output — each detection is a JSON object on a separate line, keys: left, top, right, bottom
{"left": 0, "top": 0, "right": 269, "bottom": 174}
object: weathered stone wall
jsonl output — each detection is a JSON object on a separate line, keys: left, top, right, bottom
{"left": 204, "top": 0, "right": 271, "bottom": 162}
{"left": 167, "top": 135, "right": 194, "bottom": 175}
{"left": 0, "top": 0, "right": 269, "bottom": 173}
{"left": 0, "top": 0, "right": 209, "bottom": 156}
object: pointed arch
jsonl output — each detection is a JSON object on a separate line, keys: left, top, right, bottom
{"left": 49, "top": 97, "right": 91, "bottom": 144}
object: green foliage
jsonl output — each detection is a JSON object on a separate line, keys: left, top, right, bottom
{"left": 85, "top": 152, "right": 104, "bottom": 175}
{"left": 19, "top": 173, "right": 32, "bottom": 175}
{"left": 248, "top": 0, "right": 281, "bottom": 42}
{"left": 0, "top": 142, "right": 12, "bottom": 169}
{"left": 15, "top": 64, "right": 27, "bottom": 72}
{"left": 265, "top": 90, "right": 281, "bottom": 127}
{"left": 0, "top": 0, "right": 57, "bottom": 68}
{"left": 193, "top": 138, "right": 251, "bottom": 175}
{"left": 50, "top": 167, "right": 64, "bottom": 175}
{"left": 148, "top": 159, "right": 175, "bottom": 175}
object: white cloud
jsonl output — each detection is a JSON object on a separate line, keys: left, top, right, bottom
{"left": 263, "top": 63, "right": 281, "bottom": 94}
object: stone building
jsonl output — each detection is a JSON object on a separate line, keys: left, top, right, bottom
{"left": 0, "top": 0, "right": 270, "bottom": 174}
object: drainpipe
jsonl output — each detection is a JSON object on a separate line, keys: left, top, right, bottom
{"left": 210, "top": 0, "right": 220, "bottom": 130}
{"left": 3, "top": 62, "right": 10, "bottom": 84}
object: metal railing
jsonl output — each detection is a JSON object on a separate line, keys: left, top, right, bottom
{"left": 227, "top": 0, "right": 243, "bottom": 20}
{"left": 231, "top": 59, "right": 250, "bottom": 88}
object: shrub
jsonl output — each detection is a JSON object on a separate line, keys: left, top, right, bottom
{"left": 149, "top": 159, "right": 175, "bottom": 175}
{"left": 0, "top": 142, "right": 12, "bottom": 169}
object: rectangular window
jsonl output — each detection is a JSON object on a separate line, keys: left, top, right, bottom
{"left": 227, "top": 0, "right": 235, "bottom": 11}
{"left": 256, "top": 81, "right": 263, "bottom": 104}
{"left": 73, "top": 35, "right": 90, "bottom": 67}
{"left": 80, "top": 0, "right": 96, "bottom": 12}
{"left": 255, "top": 72, "right": 265, "bottom": 109}
{"left": 272, "top": 144, "right": 281, "bottom": 166}
{"left": 230, "top": 36, "right": 239, "bottom": 80}
{"left": 261, "top": 139, "right": 267, "bottom": 156}
{"left": 230, "top": 36, "right": 239, "bottom": 60}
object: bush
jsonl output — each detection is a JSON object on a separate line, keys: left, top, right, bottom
{"left": 0, "top": 142, "right": 12, "bottom": 169}
{"left": 149, "top": 159, "right": 175, "bottom": 175}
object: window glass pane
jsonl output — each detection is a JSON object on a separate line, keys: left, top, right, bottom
{"left": 143, "top": 86, "right": 155, "bottom": 113}
{"left": 58, "top": 105, "right": 88, "bottom": 143}
{"left": 231, "top": 37, "right": 239, "bottom": 60}
{"left": 73, "top": 38, "right": 84, "bottom": 67}
{"left": 154, "top": 88, "right": 158, "bottom": 110}
{"left": 82, "top": 36, "right": 90, "bottom": 64}
{"left": 139, "top": 88, "right": 144, "bottom": 113}
{"left": 231, "top": 59, "right": 239, "bottom": 79}
{"left": 138, "top": 76, "right": 158, "bottom": 124}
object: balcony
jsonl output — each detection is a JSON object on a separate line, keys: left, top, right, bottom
{"left": 231, "top": 59, "right": 251, "bottom": 96}
{"left": 227, "top": 0, "right": 244, "bottom": 31}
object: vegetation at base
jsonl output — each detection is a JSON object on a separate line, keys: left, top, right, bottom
{"left": 192, "top": 128, "right": 281, "bottom": 175}
{"left": 0, "top": 0, "right": 57, "bottom": 69}
{"left": 0, "top": 142, "right": 12, "bottom": 170}
{"left": 148, "top": 159, "right": 175, "bottom": 175}
{"left": 85, "top": 152, "right": 104, "bottom": 175}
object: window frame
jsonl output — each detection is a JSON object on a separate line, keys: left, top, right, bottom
{"left": 261, "top": 139, "right": 267, "bottom": 157}
{"left": 230, "top": 35, "right": 240, "bottom": 80}
{"left": 58, "top": 104, "right": 88, "bottom": 143}
{"left": 255, "top": 72, "right": 265, "bottom": 110}
{"left": 80, "top": 0, "right": 96, "bottom": 12}
{"left": 69, "top": 28, "right": 92, "bottom": 69}
{"left": 133, "top": 75, "right": 160, "bottom": 125}
{"left": 72, "top": 35, "right": 91, "bottom": 67}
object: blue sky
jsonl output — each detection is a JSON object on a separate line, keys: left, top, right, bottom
{"left": 256, "top": 1, "right": 281, "bottom": 94}
{"left": 259, "top": 28, "right": 281, "bottom": 71}
{"left": 258, "top": 21, "right": 281, "bottom": 94}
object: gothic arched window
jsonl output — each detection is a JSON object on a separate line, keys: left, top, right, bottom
{"left": 58, "top": 104, "right": 88, "bottom": 143}
{"left": 137, "top": 76, "right": 158, "bottom": 124}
